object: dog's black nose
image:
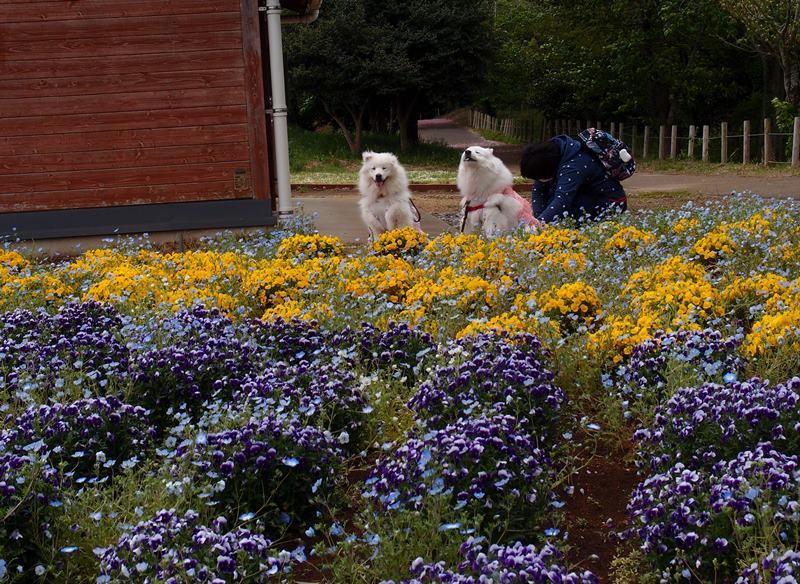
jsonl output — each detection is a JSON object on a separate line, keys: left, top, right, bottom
{"left": 375, "top": 173, "right": 383, "bottom": 181}
{"left": 463, "top": 149, "right": 473, "bottom": 160}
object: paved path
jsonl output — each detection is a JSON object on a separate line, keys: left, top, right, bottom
{"left": 624, "top": 173, "right": 800, "bottom": 198}
{"left": 419, "top": 118, "right": 525, "bottom": 170}
{"left": 419, "top": 118, "right": 800, "bottom": 199}
{"left": 291, "top": 120, "right": 800, "bottom": 243}
{"left": 295, "top": 196, "right": 451, "bottom": 243}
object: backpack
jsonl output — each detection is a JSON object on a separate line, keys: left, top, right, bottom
{"left": 578, "top": 128, "right": 636, "bottom": 181}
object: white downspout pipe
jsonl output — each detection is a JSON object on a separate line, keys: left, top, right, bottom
{"left": 265, "top": 0, "right": 294, "bottom": 222}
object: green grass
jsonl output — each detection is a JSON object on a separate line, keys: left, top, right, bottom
{"left": 637, "top": 159, "right": 800, "bottom": 176}
{"left": 288, "top": 125, "right": 461, "bottom": 184}
{"left": 473, "top": 128, "right": 526, "bottom": 145}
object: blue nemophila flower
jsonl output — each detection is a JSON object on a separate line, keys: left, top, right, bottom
{"left": 98, "top": 509, "right": 297, "bottom": 582}
{"left": 391, "top": 536, "right": 597, "bottom": 583}
{"left": 408, "top": 333, "right": 565, "bottom": 438}
{"left": 182, "top": 412, "right": 344, "bottom": 530}
{"left": 625, "top": 443, "right": 800, "bottom": 582}
{"left": 634, "top": 377, "right": 800, "bottom": 472}
{"left": 739, "top": 548, "right": 800, "bottom": 582}
{"left": 366, "top": 413, "right": 552, "bottom": 536}
{"left": 0, "top": 302, "right": 131, "bottom": 403}
{"left": 612, "top": 329, "right": 745, "bottom": 415}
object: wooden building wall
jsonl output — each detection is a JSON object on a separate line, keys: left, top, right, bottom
{"left": 0, "top": 0, "right": 274, "bottom": 237}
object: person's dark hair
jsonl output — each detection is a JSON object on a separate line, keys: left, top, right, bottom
{"left": 520, "top": 140, "right": 561, "bottom": 180}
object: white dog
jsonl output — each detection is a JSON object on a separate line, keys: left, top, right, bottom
{"left": 358, "top": 151, "right": 418, "bottom": 240}
{"left": 457, "top": 146, "right": 539, "bottom": 236}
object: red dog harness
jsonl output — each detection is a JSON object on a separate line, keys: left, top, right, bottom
{"left": 461, "top": 186, "right": 536, "bottom": 233}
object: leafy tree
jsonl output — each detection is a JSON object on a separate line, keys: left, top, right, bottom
{"left": 285, "top": 0, "right": 493, "bottom": 153}
{"left": 365, "top": 0, "right": 493, "bottom": 151}
{"left": 283, "top": 0, "right": 387, "bottom": 154}
{"left": 719, "top": 0, "right": 800, "bottom": 108}
{"left": 484, "top": 0, "right": 757, "bottom": 124}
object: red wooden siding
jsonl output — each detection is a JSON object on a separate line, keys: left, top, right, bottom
{"left": 0, "top": 0, "right": 270, "bottom": 213}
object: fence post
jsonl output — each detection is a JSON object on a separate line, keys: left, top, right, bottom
{"left": 643, "top": 126, "right": 650, "bottom": 159}
{"left": 670, "top": 125, "right": 678, "bottom": 159}
{"left": 596, "top": 121, "right": 602, "bottom": 130}
{"left": 688, "top": 125, "right": 696, "bottom": 158}
{"left": 793, "top": 117, "right": 800, "bottom": 167}
{"left": 610, "top": 122, "right": 616, "bottom": 135}
{"left": 702, "top": 125, "right": 710, "bottom": 162}
{"left": 618, "top": 122, "right": 625, "bottom": 141}
{"left": 658, "top": 125, "right": 666, "bottom": 160}
{"left": 631, "top": 125, "right": 637, "bottom": 157}
{"left": 586, "top": 120, "right": 592, "bottom": 130}
{"left": 721, "top": 122, "right": 728, "bottom": 163}
{"left": 763, "top": 118, "right": 771, "bottom": 165}
{"left": 743, "top": 120, "right": 750, "bottom": 163}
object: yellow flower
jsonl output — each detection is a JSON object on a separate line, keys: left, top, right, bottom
{"left": 604, "top": 226, "right": 656, "bottom": 252}
{"left": 276, "top": 233, "right": 344, "bottom": 261}
{"left": 672, "top": 218, "right": 700, "bottom": 235}
{"left": 587, "top": 314, "right": 657, "bottom": 365}
{"left": 241, "top": 259, "right": 310, "bottom": 307}
{"left": 744, "top": 307, "right": 800, "bottom": 357}
{"left": 261, "top": 299, "right": 308, "bottom": 322}
{"left": 538, "top": 281, "right": 602, "bottom": 325}
{"left": 457, "top": 313, "right": 531, "bottom": 339}
{"left": 373, "top": 227, "right": 428, "bottom": 256}
{"left": 623, "top": 256, "right": 720, "bottom": 328}
{"left": 524, "top": 226, "right": 587, "bottom": 254}
{"left": 0, "top": 250, "right": 30, "bottom": 272}
{"left": 538, "top": 251, "right": 588, "bottom": 273}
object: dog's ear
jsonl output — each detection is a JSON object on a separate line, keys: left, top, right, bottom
{"left": 488, "top": 148, "right": 494, "bottom": 154}
{"left": 362, "top": 151, "right": 374, "bottom": 162}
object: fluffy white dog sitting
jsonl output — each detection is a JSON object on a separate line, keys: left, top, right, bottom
{"left": 358, "top": 151, "right": 419, "bottom": 240}
{"left": 457, "top": 146, "right": 540, "bottom": 236}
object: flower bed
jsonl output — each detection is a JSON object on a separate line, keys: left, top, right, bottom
{"left": 1, "top": 195, "right": 799, "bottom": 582}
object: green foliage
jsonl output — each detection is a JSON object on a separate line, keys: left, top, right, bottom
{"left": 284, "top": 0, "right": 492, "bottom": 150}
{"left": 772, "top": 98, "right": 797, "bottom": 133}
{"left": 483, "top": 0, "right": 759, "bottom": 123}
{"left": 287, "top": 124, "right": 457, "bottom": 171}
{"left": 319, "top": 497, "right": 468, "bottom": 583}
{"left": 720, "top": 0, "right": 800, "bottom": 106}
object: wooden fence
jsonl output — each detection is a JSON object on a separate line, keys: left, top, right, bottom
{"left": 467, "top": 109, "right": 800, "bottom": 166}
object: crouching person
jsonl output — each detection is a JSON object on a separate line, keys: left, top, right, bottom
{"left": 520, "top": 129, "right": 634, "bottom": 224}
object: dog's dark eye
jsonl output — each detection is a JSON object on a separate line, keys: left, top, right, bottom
{"left": 372, "top": 167, "right": 376, "bottom": 171}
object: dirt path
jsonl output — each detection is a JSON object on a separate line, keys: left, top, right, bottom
{"left": 564, "top": 441, "right": 638, "bottom": 582}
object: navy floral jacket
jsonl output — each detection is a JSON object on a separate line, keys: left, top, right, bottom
{"left": 531, "top": 135, "right": 627, "bottom": 222}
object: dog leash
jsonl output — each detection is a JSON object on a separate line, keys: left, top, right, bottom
{"left": 409, "top": 199, "right": 422, "bottom": 223}
{"left": 460, "top": 201, "right": 486, "bottom": 233}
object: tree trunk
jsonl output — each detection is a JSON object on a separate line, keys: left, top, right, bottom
{"left": 781, "top": 49, "right": 800, "bottom": 109}
{"left": 395, "top": 93, "right": 419, "bottom": 153}
{"left": 322, "top": 100, "right": 366, "bottom": 155}
{"left": 762, "top": 54, "right": 785, "bottom": 117}
{"left": 345, "top": 103, "right": 367, "bottom": 155}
